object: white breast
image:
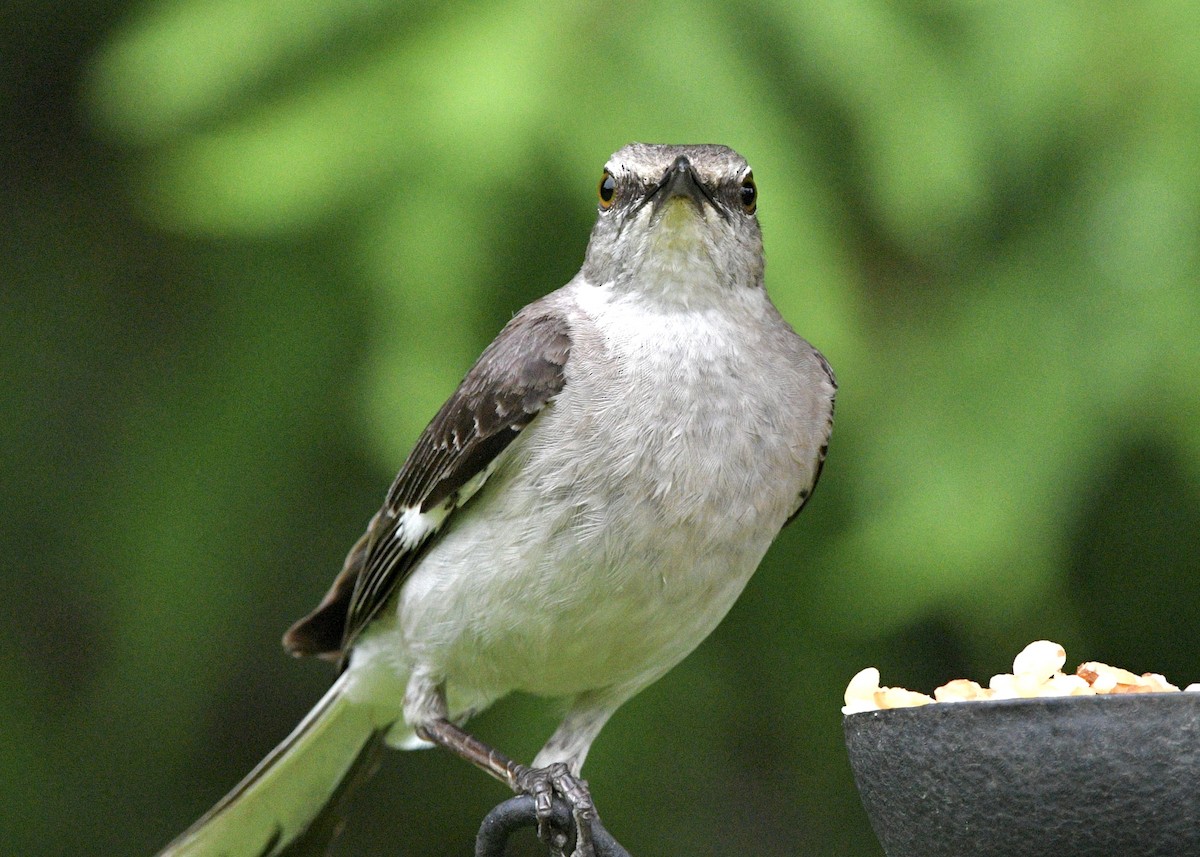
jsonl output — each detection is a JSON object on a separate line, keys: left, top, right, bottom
{"left": 385, "top": 275, "right": 829, "bottom": 709}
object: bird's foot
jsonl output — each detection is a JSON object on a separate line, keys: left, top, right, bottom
{"left": 513, "top": 762, "right": 596, "bottom": 857}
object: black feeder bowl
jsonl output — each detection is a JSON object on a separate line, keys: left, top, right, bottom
{"left": 844, "top": 693, "right": 1200, "bottom": 857}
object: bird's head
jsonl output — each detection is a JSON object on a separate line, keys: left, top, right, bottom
{"left": 581, "top": 143, "right": 765, "bottom": 299}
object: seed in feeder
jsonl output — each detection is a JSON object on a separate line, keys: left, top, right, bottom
{"left": 843, "top": 642, "right": 1196, "bottom": 713}
{"left": 1039, "top": 673, "right": 1094, "bottom": 697}
{"left": 933, "top": 679, "right": 989, "bottom": 702}
{"left": 1076, "top": 661, "right": 1144, "bottom": 692}
{"left": 874, "top": 687, "right": 934, "bottom": 709}
{"left": 842, "top": 667, "right": 882, "bottom": 715}
{"left": 1012, "top": 640, "right": 1066, "bottom": 680}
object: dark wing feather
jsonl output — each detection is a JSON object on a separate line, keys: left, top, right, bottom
{"left": 283, "top": 308, "right": 571, "bottom": 659}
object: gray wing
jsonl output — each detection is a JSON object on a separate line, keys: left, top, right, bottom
{"left": 784, "top": 347, "right": 836, "bottom": 526}
{"left": 283, "top": 307, "right": 571, "bottom": 660}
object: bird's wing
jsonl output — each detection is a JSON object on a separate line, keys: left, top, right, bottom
{"left": 784, "top": 347, "right": 837, "bottom": 526}
{"left": 283, "top": 306, "right": 571, "bottom": 660}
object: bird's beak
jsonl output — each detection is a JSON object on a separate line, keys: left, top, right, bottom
{"left": 649, "top": 156, "right": 718, "bottom": 218}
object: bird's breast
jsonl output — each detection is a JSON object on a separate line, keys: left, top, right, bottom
{"left": 529, "top": 289, "right": 815, "bottom": 583}
{"left": 391, "top": 282, "right": 826, "bottom": 700}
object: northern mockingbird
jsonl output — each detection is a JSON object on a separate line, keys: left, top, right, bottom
{"left": 157, "top": 143, "right": 836, "bottom": 856}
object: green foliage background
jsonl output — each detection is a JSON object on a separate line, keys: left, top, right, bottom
{"left": 4, "top": 2, "right": 1200, "bottom": 855}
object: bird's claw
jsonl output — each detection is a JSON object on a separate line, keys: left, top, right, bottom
{"left": 513, "top": 763, "right": 596, "bottom": 857}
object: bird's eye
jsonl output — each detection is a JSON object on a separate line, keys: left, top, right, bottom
{"left": 739, "top": 173, "right": 757, "bottom": 214}
{"left": 598, "top": 171, "right": 617, "bottom": 209}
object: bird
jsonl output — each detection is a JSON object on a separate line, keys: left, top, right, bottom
{"left": 155, "top": 142, "right": 836, "bottom": 857}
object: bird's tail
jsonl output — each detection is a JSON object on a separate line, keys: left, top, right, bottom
{"left": 156, "top": 672, "right": 386, "bottom": 857}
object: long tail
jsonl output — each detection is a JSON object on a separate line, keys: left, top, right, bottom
{"left": 156, "top": 672, "right": 386, "bottom": 857}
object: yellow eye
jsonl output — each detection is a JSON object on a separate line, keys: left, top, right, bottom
{"left": 598, "top": 171, "right": 617, "bottom": 208}
{"left": 739, "top": 173, "right": 757, "bottom": 214}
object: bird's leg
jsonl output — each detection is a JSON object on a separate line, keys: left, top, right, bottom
{"left": 415, "top": 717, "right": 522, "bottom": 788}
{"left": 416, "top": 718, "right": 594, "bottom": 857}
{"left": 521, "top": 697, "right": 622, "bottom": 855}
{"left": 408, "top": 675, "right": 616, "bottom": 856}
{"left": 404, "top": 672, "right": 522, "bottom": 789}
{"left": 512, "top": 761, "right": 595, "bottom": 857}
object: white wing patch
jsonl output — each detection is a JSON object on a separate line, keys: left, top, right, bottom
{"left": 393, "top": 506, "right": 449, "bottom": 549}
{"left": 391, "top": 457, "right": 504, "bottom": 549}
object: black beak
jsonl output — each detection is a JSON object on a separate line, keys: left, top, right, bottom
{"left": 648, "top": 155, "right": 719, "bottom": 217}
